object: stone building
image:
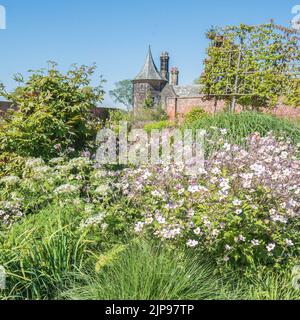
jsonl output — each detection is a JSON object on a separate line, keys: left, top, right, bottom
{"left": 132, "top": 47, "right": 214, "bottom": 119}
{"left": 133, "top": 47, "right": 300, "bottom": 120}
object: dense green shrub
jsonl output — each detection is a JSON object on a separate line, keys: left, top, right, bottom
{"left": 133, "top": 106, "right": 168, "bottom": 125}
{"left": 144, "top": 120, "right": 176, "bottom": 133}
{"left": 184, "top": 107, "right": 209, "bottom": 125}
{"left": 0, "top": 63, "right": 105, "bottom": 160}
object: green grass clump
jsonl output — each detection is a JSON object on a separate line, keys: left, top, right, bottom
{"left": 0, "top": 203, "right": 91, "bottom": 300}
{"left": 185, "top": 112, "right": 300, "bottom": 145}
{"left": 62, "top": 240, "right": 222, "bottom": 300}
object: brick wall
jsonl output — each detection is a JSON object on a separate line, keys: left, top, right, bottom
{"left": 166, "top": 96, "right": 300, "bottom": 120}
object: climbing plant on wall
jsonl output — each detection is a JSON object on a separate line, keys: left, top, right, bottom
{"left": 201, "top": 21, "right": 300, "bottom": 112}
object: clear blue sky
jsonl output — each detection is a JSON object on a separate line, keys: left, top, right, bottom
{"left": 0, "top": 0, "right": 299, "bottom": 106}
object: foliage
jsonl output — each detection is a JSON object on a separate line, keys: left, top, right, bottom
{"left": 144, "top": 121, "right": 176, "bottom": 133}
{"left": 184, "top": 108, "right": 209, "bottom": 125}
{"left": 0, "top": 156, "right": 138, "bottom": 241}
{"left": 0, "top": 152, "right": 26, "bottom": 178}
{"left": 201, "top": 22, "right": 300, "bottom": 111}
{"left": 284, "top": 78, "right": 300, "bottom": 107}
{"left": 143, "top": 91, "right": 155, "bottom": 109}
{"left": 1, "top": 99, "right": 300, "bottom": 299}
{"left": 122, "top": 133, "right": 300, "bottom": 270}
{"left": 105, "top": 109, "right": 129, "bottom": 131}
{"left": 133, "top": 106, "right": 168, "bottom": 126}
{"left": 184, "top": 112, "right": 300, "bottom": 153}
{"left": 62, "top": 240, "right": 222, "bottom": 300}
{"left": 109, "top": 80, "right": 133, "bottom": 110}
{"left": 0, "top": 204, "right": 91, "bottom": 300}
{"left": 0, "top": 62, "right": 105, "bottom": 160}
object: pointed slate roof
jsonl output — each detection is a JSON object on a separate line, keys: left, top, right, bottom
{"left": 134, "top": 47, "right": 165, "bottom": 81}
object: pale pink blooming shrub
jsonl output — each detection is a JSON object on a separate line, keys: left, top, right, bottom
{"left": 121, "top": 133, "right": 300, "bottom": 269}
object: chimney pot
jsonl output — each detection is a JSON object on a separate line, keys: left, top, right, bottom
{"left": 160, "top": 51, "right": 170, "bottom": 81}
{"left": 170, "top": 67, "right": 179, "bottom": 86}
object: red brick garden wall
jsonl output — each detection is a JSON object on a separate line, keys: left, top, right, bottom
{"left": 166, "top": 96, "right": 300, "bottom": 121}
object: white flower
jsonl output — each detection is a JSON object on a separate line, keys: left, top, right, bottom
{"left": 223, "top": 143, "right": 231, "bottom": 151}
{"left": 220, "top": 129, "right": 228, "bottom": 135}
{"left": 251, "top": 239, "right": 260, "bottom": 246}
{"left": 211, "top": 229, "right": 220, "bottom": 237}
{"left": 266, "top": 243, "right": 276, "bottom": 252}
{"left": 101, "top": 223, "right": 108, "bottom": 231}
{"left": 225, "top": 245, "right": 232, "bottom": 251}
{"left": 151, "top": 190, "right": 162, "bottom": 197}
{"left": 194, "top": 228, "right": 202, "bottom": 236}
{"left": 250, "top": 163, "right": 266, "bottom": 176}
{"left": 187, "top": 209, "right": 195, "bottom": 218}
{"left": 233, "top": 199, "right": 242, "bottom": 206}
{"left": 156, "top": 215, "right": 166, "bottom": 224}
{"left": 223, "top": 256, "right": 230, "bottom": 262}
{"left": 187, "top": 240, "right": 199, "bottom": 248}
{"left": 211, "top": 167, "right": 221, "bottom": 175}
{"left": 271, "top": 214, "right": 288, "bottom": 224}
{"left": 178, "top": 188, "right": 185, "bottom": 195}
{"left": 0, "top": 176, "right": 20, "bottom": 186}
{"left": 95, "top": 184, "right": 110, "bottom": 196}
{"left": 80, "top": 213, "right": 105, "bottom": 229}
{"left": 280, "top": 151, "right": 288, "bottom": 159}
{"left": 188, "top": 185, "right": 208, "bottom": 194}
{"left": 220, "top": 179, "right": 230, "bottom": 191}
{"left": 135, "top": 222, "right": 144, "bottom": 233}
{"left": 145, "top": 216, "right": 154, "bottom": 225}
{"left": 236, "top": 209, "right": 243, "bottom": 215}
{"left": 142, "top": 170, "right": 152, "bottom": 180}
{"left": 239, "top": 235, "right": 246, "bottom": 242}
{"left": 54, "top": 184, "right": 78, "bottom": 195}
{"left": 285, "top": 239, "right": 294, "bottom": 247}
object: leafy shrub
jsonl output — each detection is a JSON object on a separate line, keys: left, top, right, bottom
{"left": 0, "top": 63, "right": 105, "bottom": 160}
{"left": 133, "top": 106, "right": 168, "bottom": 125}
{"left": 184, "top": 107, "right": 209, "bottom": 125}
{"left": 0, "top": 152, "right": 26, "bottom": 178}
{"left": 144, "top": 120, "right": 176, "bottom": 133}
{"left": 121, "top": 133, "right": 300, "bottom": 270}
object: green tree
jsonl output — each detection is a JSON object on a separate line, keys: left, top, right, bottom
{"left": 109, "top": 79, "right": 133, "bottom": 111}
{"left": 201, "top": 22, "right": 300, "bottom": 112}
{"left": 0, "top": 62, "right": 105, "bottom": 159}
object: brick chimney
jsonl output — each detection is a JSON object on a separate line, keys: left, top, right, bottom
{"left": 170, "top": 67, "right": 179, "bottom": 86}
{"left": 160, "top": 52, "right": 170, "bottom": 81}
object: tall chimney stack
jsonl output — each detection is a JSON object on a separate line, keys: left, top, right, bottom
{"left": 160, "top": 52, "right": 170, "bottom": 81}
{"left": 170, "top": 67, "right": 179, "bottom": 86}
